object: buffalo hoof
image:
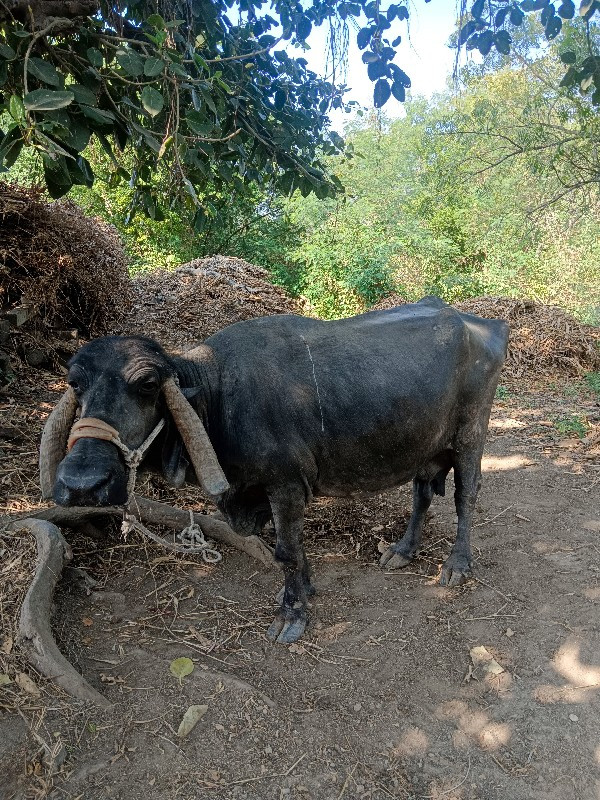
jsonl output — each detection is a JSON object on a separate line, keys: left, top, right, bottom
{"left": 267, "top": 609, "right": 307, "bottom": 644}
{"left": 440, "top": 554, "right": 472, "bottom": 587}
{"left": 379, "top": 546, "right": 415, "bottom": 570}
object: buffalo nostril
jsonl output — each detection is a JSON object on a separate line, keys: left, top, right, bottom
{"left": 54, "top": 466, "right": 128, "bottom": 507}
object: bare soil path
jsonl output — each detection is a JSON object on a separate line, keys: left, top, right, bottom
{"left": 1, "top": 383, "right": 599, "bottom": 800}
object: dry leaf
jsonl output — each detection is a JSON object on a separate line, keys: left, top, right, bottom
{"left": 15, "top": 672, "right": 41, "bottom": 697}
{"left": 470, "top": 645, "right": 505, "bottom": 676}
{"left": 0, "top": 673, "right": 12, "bottom": 687}
{"left": 177, "top": 704, "right": 208, "bottom": 738}
{"left": 82, "top": 617, "right": 94, "bottom": 627}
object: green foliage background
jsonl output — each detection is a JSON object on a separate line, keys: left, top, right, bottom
{"left": 5, "top": 17, "right": 600, "bottom": 323}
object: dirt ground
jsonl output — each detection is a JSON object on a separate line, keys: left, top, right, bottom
{"left": 1, "top": 376, "right": 600, "bottom": 800}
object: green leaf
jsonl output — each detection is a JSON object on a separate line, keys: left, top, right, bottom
{"left": 459, "top": 20, "right": 477, "bottom": 45}
{"left": 34, "top": 129, "right": 74, "bottom": 159}
{"left": 557, "top": 0, "right": 576, "bottom": 16}
{"left": 169, "top": 657, "right": 194, "bottom": 679}
{"left": 81, "top": 106, "right": 115, "bottom": 126}
{"left": 545, "top": 15, "right": 562, "bottom": 38}
{"left": 373, "top": 78, "right": 391, "bottom": 108}
{"left": 144, "top": 56, "right": 165, "bottom": 77}
{"left": 0, "top": 43, "right": 16, "bottom": 60}
{"left": 169, "top": 62, "right": 188, "bottom": 79}
{"left": 510, "top": 6, "right": 525, "bottom": 23}
{"left": 182, "top": 177, "right": 199, "bottom": 205}
{"left": 273, "top": 88, "right": 286, "bottom": 109}
{"left": 63, "top": 117, "right": 91, "bottom": 152}
{"left": 9, "top": 94, "right": 25, "bottom": 123}
{"left": 560, "top": 65, "right": 577, "bottom": 86}
{"left": 477, "top": 29, "right": 494, "bottom": 56}
{"left": 471, "top": 0, "right": 485, "bottom": 18}
{"left": 141, "top": 86, "right": 164, "bottom": 117}
{"left": 86, "top": 47, "right": 104, "bottom": 68}
{"left": 296, "top": 15, "right": 312, "bottom": 40}
{"left": 494, "top": 30, "right": 512, "bottom": 55}
{"left": 70, "top": 84, "right": 97, "bottom": 106}
{"left": 68, "top": 155, "right": 94, "bottom": 187}
{"left": 116, "top": 48, "right": 144, "bottom": 77}
{"left": 368, "top": 60, "right": 387, "bottom": 81}
{"left": 147, "top": 13, "right": 166, "bottom": 29}
{"left": 24, "top": 89, "right": 74, "bottom": 111}
{"left": 42, "top": 154, "right": 73, "bottom": 198}
{"left": 391, "top": 81, "right": 405, "bottom": 102}
{"left": 186, "top": 111, "right": 213, "bottom": 135}
{"left": 27, "top": 57, "right": 60, "bottom": 86}
{"left": 0, "top": 126, "right": 23, "bottom": 168}
{"left": 560, "top": 50, "right": 577, "bottom": 63}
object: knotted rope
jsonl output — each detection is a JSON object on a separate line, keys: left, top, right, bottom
{"left": 68, "top": 416, "right": 222, "bottom": 562}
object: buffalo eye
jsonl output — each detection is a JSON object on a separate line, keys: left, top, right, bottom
{"left": 68, "top": 378, "right": 82, "bottom": 396}
{"left": 137, "top": 379, "right": 159, "bottom": 397}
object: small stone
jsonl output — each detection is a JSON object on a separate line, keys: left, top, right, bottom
{"left": 353, "top": 702, "right": 362, "bottom": 712}
{"left": 264, "top": 745, "right": 272, "bottom": 755}
{"left": 505, "top": 628, "right": 515, "bottom": 637}
{"left": 569, "top": 714, "right": 579, "bottom": 722}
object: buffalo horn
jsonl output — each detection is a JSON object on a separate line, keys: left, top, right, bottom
{"left": 162, "top": 378, "right": 229, "bottom": 498}
{"left": 39, "top": 387, "right": 78, "bottom": 499}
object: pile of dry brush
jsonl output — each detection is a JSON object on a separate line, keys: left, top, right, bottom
{"left": 123, "top": 255, "right": 298, "bottom": 351}
{"left": 0, "top": 182, "right": 130, "bottom": 338}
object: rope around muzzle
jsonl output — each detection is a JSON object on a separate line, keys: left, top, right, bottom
{"left": 67, "top": 417, "right": 222, "bottom": 562}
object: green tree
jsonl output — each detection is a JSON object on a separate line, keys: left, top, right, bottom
{"left": 457, "top": 0, "right": 600, "bottom": 105}
{"left": 0, "top": 0, "right": 415, "bottom": 222}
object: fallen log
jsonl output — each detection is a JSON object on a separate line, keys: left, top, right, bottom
{"left": 15, "top": 518, "right": 111, "bottom": 708}
{"left": 3, "top": 496, "right": 276, "bottom": 569}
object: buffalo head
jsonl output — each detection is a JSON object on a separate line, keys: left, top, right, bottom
{"left": 40, "top": 336, "right": 228, "bottom": 506}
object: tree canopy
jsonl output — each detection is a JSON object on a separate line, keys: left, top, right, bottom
{"left": 0, "top": 0, "right": 599, "bottom": 224}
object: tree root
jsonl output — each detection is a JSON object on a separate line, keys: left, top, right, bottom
{"left": 3, "top": 496, "right": 276, "bottom": 569}
{"left": 15, "top": 518, "right": 111, "bottom": 708}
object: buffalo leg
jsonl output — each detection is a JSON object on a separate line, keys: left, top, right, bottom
{"left": 267, "top": 486, "right": 313, "bottom": 644}
{"left": 380, "top": 477, "right": 435, "bottom": 569}
{"left": 440, "top": 453, "right": 481, "bottom": 587}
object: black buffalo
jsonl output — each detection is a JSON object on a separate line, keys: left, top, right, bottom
{"left": 40, "top": 297, "right": 509, "bottom": 643}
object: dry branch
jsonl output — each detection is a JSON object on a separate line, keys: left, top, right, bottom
{"left": 4, "top": 496, "right": 276, "bottom": 569}
{"left": 15, "top": 518, "right": 111, "bottom": 708}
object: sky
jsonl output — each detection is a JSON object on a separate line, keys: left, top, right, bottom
{"left": 298, "top": 0, "right": 462, "bottom": 130}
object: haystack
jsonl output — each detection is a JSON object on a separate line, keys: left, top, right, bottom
{"left": 0, "top": 183, "right": 130, "bottom": 338}
{"left": 373, "top": 295, "right": 600, "bottom": 381}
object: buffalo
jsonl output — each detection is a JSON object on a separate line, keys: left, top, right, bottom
{"left": 40, "top": 297, "right": 509, "bottom": 643}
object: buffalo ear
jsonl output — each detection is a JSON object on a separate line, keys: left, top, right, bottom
{"left": 161, "top": 416, "right": 189, "bottom": 488}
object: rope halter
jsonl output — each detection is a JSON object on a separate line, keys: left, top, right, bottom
{"left": 67, "top": 415, "right": 222, "bottom": 562}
